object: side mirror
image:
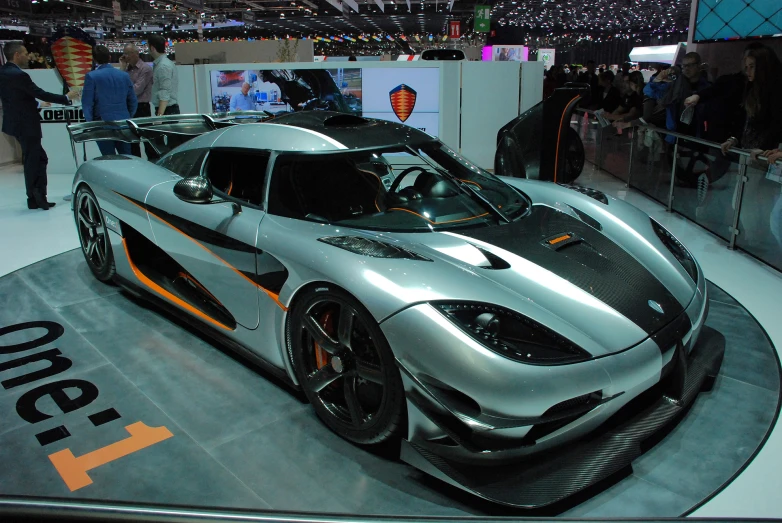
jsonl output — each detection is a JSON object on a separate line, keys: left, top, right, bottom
{"left": 174, "top": 176, "right": 213, "bottom": 204}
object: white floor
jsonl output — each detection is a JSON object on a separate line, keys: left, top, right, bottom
{"left": 0, "top": 160, "right": 780, "bottom": 517}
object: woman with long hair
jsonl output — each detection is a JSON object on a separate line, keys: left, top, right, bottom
{"left": 720, "top": 45, "right": 782, "bottom": 153}
{"left": 712, "top": 44, "right": 782, "bottom": 154}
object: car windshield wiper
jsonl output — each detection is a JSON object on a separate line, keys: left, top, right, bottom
{"left": 425, "top": 164, "right": 511, "bottom": 224}
{"left": 406, "top": 146, "right": 512, "bottom": 224}
{"left": 456, "top": 179, "right": 511, "bottom": 224}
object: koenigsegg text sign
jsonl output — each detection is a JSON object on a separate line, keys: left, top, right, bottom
{"left": 0, "top": 321, "right": 173, "bottom": 491}
{"left": 39, "top": 107, "right": 87, "bottom": 123}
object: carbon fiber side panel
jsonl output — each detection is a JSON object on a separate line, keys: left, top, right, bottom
{"left": 403, "top": 325, "right": 725, "bottom": 508}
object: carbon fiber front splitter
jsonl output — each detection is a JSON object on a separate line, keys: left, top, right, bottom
{"left": 400, "top": 325, "right": 726, "bottom": 509}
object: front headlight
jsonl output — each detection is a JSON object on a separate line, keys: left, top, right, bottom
{"left": 433, "top": 302, "right": 591, "bottom": 365}
{"left": 650, "top": 219, "right": 698, "bottom": 282}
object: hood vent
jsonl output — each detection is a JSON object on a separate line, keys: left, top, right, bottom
{"left": 475, "top": 247, "right": 511, "bottom": 270}
{"left": 559, "top": 184, "right": 608, "bottom": 205}
{"left": 318, "top": 236, "right": 432, "bottom": 261}
{"left": 323, "top": 114, "right": 370, "bottom": 127}
{"left": 568, "top": 205, "right": 602, "bottom": 231}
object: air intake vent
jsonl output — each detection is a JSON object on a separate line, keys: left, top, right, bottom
{"left": 476, "top": 247, "right": 511, "bottom": 269}
{"left": 319, "top": 236, "right": 432, "bottom": 261}
{"left": 568, "top": 205, "right": 602, "bottom": 230}
{"left": 323, "top": 114, "right": 370, "bottom": 127}
{"left": 97, "top": 155, "right": 133, "bottom": 160}
{"left": 559, "top": 184, "right": 608, "bottom": 204}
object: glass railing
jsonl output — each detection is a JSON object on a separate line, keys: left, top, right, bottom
{"left": 574, "top": 109, "right": 782, "bottom": 271}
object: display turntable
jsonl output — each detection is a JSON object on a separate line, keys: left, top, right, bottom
{"left": 0, "top": 249, "right": 778, "bottom": 518}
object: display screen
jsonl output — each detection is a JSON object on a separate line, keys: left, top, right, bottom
{"left": 694, "top": 0, "right": 782, "bottom": 41}
{"left": 210, "top": 68, "right": 362, "bottom": 115}
{"left": 209, "top": 67, "right": 440, "bottom": 136}
{"left": 492, "top": 45, "right": 529, "bottom": 62}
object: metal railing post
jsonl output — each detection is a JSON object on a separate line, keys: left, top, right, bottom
{"left": 728, "top": 155, "right": 748, "bottom": 250}
{"left": 667, "top": 139, "right": 678, "bottom": 212}
{"left": 596, "top": 125, "right": 604, "bottom": 171}
{"left": 627, "top": 128, "right": 635, "bottom": 188}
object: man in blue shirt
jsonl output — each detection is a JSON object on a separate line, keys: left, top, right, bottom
{"left": 230, "top": 83, "right": 255, "bottom": 111}
{"left": 81, "top": 45, "right": 138, "bottom": 156}
{"left": 643, "top": 53, "right": 710, "bottom": 144}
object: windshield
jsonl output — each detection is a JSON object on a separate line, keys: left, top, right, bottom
{"left": 267, "top": 141, "right": 530, "bottom": 231}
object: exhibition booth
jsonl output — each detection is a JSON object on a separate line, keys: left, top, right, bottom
{"left": 24, "top": 59, "right": 544, "bottom": 173}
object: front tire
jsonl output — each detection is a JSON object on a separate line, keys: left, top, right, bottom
{"left": 74, "top": 186, "right": 115, "bottom": 282}
{"left": 290, "top": 286, "right": 405, "bottom": 445}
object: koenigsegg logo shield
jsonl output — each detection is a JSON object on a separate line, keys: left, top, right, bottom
{"left": 389, "top": 84, "right": 417, "bottom": 123}
{"left": 50, "top": 36, "right": 93, "bottom": 90}
{"left": 648, "top": 300, "right": 664, "bottom": 314}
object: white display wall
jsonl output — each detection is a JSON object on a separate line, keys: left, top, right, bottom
{"left": 9, "top": 60, "right": 542, "bottom": 174}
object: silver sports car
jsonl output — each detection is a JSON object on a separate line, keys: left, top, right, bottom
{"left": 68, "top": 111, "right": 722, "bottom": 508}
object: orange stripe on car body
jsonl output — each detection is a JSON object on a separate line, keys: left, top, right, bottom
{"left": 115, "top": 192, "right": 288, "bottom": 311}
{"left": 122, "top": 240, "right": 234, "bottom": 331}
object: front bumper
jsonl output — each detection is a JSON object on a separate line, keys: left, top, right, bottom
{"left": 381, "top": 276, "right": 719, "bottom": 507}
{"left": 400, "top": 325, "right": 724, "bottom": 508}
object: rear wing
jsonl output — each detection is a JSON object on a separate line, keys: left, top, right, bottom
{"left": 66, "top": 111, "right": 274, "bottom": 164}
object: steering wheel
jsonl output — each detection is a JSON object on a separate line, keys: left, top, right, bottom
{"left": 388, "top": 166, "right": 431, "bottom": 194}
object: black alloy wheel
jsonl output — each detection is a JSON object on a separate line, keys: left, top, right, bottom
{"left": 74, "top": 186, "right": 115, "bottom": 282}
{"left": 561, "top": 127, "right": 586, "bottom": 184}
{"left": 290, "top": 286, "right": 405, "bottom": 445}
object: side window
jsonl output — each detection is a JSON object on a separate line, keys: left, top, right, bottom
{"left": 158, "top": 149, "right": 207, "bottom": 178}
{"left": 203, "top": 149, "right": 270, "bottom": 207}
{"left": 268, "top": 154, "right": 381, "bottom": 221}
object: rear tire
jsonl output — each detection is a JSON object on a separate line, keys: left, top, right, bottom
{"left": 289, "top": 285, "right": 405, "bottom": 445}
{"left": 74, "top": 186, "right": 116, "bottom": 283}
{"left": 560, "top": 127, "right": 585, "bottom": 183}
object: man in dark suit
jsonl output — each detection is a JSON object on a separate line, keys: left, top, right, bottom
{"left": 0, "top": 41, "right": 79, "bottom": 210}
{"left": 81, "top": 45, "right": 137, "bottom": 156}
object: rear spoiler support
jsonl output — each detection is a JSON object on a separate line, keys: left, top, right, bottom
{"left": 66, "top": 111, "right": 274, "bottom": 167}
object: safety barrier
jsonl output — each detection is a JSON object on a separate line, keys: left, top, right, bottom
{"left": 573, "top": 109, "right": 782, "bottom": 273}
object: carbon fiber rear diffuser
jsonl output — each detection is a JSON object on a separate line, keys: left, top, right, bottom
{"left": 401, "top": 326, "right": 725, "bottom": 508}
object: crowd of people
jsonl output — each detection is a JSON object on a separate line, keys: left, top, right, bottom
{"left": 561, "top": 44, "right": 782, "bottom": 250}
{"left": 0, "top": 35, "right": 179, "bottom": 210}
{"left": 564, "top": 45, "right": 782, "bottom": 163}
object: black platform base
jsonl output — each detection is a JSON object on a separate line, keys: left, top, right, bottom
{"left": 0, "top": 249, "right": 779, "bottom": 518}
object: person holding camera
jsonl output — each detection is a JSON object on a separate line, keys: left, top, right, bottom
{"left": 643, "top": 52, "right": 710, "bottom": 143}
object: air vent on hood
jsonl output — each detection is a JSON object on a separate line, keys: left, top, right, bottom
{"left": 97, "top": 155, "right": 133, "bottom": 160}
{"left": 318, "top": 236, "right": 432, "bottom": 261}
{"left": 475, "top": 247, "right": 511, "bottom": 270}
{"left": 323, "top": 114, "right": 370, "bottom": 127}
{"left": 568, "top": 205, "right": 603, "bottom": 230}
{"left": 559, "top": 184, "right": 608, "bottom": 204}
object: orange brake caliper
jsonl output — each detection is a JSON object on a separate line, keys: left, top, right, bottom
{"left": 314, "top": 310, "right": 334, "bottom": 370}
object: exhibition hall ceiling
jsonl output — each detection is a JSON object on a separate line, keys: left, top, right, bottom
{"left": 5, "top": 0, "right": 691, "bottom": 38}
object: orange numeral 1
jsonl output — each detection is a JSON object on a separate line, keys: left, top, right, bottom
{"left": 48, "top": 421, "right": 174, "bottom": 491}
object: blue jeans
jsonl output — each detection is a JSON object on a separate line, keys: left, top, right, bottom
{"left": 97, "top": 140, "right": 131, "bottom": 156}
